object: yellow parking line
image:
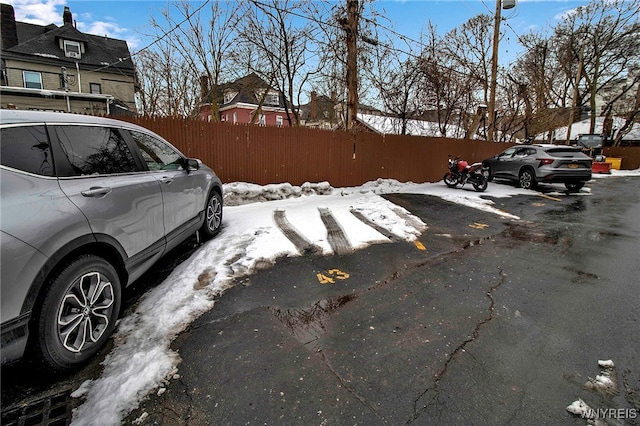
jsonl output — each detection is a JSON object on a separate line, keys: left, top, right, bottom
{"left": 538, "top": 194, "right": 562, "bottom": 202}
{"left": 469, "top": 222, "right": 489, "bottom": 229}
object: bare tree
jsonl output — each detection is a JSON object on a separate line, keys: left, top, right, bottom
{"left": 133, "top": 35, "right": 196, "bottom": 117}
{"left": 136, "top": 1, "right": 241, "bottom": 117}
{"left": 169, "top": 0, "right": 242, "bottom": 119}
{"left": 508, "top": 32, "right": 574, "bottom": 140}
{"left": 134, "top": 49, "right": 165, "bottom": 116}
{"left": 445, "top": 14, "right": 494, "bottom": 107}
{"left": 555, "top": 0, "right": 639, "bottom": 132}
{"left": 232, "top": 0, "right": 321, "bottom": 125}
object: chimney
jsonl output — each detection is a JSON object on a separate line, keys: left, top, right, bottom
{"left": 310, "top": 91, "right": 317, "bottom": 120}
{"left": 199, "top": 75, "right": 210, "bottom": 102}
{"left": 63, "top": 6, "right": 73, "bottom": 26}
{"left": 1, "top": 4, "right": 19, "bottom": 50}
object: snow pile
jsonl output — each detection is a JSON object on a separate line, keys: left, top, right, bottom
{"left": 566, "top": 398, "right": 594, "bottom": 418}
{"left": 584, "top": 359, "right": 618, "bottom": 397}
{"left": 224, "top": 181, "right": 333, "bottom": 205}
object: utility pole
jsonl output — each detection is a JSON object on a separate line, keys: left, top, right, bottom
{"left": 345, "top": 0, "right": 358, "bottom": 131}
{"left": 487, "top": 0, "right": 515, "bottom": 142}
{"left": 565, "top": 47, "right": 584, "bottom": 145}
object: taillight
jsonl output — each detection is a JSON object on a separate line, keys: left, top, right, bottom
{"left": 537, "top": 158, "right": 554, "bottom": 166}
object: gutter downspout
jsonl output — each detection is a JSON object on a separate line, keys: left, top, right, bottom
{"left": 75, "top": 62, "right": 81, "bottom": 93}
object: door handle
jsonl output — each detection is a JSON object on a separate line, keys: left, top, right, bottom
{"left": 81, "top": 187, "right": 112, "bottom": 197}
{"left": 159, "top": 177, "right": 174, "bottom": 185}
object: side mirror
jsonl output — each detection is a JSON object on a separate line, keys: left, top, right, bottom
{"left": 184, "top": 158, "right": 200, "bottom": 172}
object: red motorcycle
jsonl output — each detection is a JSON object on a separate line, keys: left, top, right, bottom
{"left": 444, "top": 155, "right": 489, "bottom": 192}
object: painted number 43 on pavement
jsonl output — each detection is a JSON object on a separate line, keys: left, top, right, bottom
{"left": 317, "top": 269, "right": 350, "bottom": 284}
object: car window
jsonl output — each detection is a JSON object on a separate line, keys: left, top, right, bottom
{"left": 499, "top": 148, "right": 517, "bottom": 158}
{"left": 514, "top": 148, "right": 530, "bottom": 158}
{"left": 129, "top": 130, "right": 184, "bottom": 171}
{"left": 546, "top": 148, "right": 587, "bottom": 158}
{"left": 0, "top": 126, "right": 54, "bottom": 176}
{"left": 53, "top": 126, "right": 138, "bottom": 176}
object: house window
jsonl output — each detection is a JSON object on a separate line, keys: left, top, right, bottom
{"left": 276, "top": 115, "right": 283, "bottom": 127}
{"left": 258, "top": 114, "right": 266, "bottom": 126}
{"left": 90, "top": 83, "right": 101, "bottom": 94}
{"left": 23, "top": 71, "right": 43, "bottom": 89}
{"left": 63, "top": 40, "right": 81, "bottom": 59}
{"left": 266, "top": 93, "right": 279, "bottom": 105}
{"left": 233, "top": 112, "right": 237, "bottom": 124}
{"left": 223, "top": 92, "right": 235, "bottom": 104}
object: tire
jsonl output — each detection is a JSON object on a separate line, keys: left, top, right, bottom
{"left": 35, "top": 255, "right": 121, "bottom": 370}
{"left": 565, "top": 182, "right": 585, "bottom": 192}
{"left": 519, "top": 169, "right": 537, "bottom": 190}
{"left": 200, "top": 190, "right": 223, "bottom": 239}
{"left": 444, "top": 172, "right": 458, "bottom": 188}
{"left": 472, "top": 175, "right": 488, "bottom": 192}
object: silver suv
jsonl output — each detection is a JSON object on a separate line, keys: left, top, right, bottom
{"left": 1, "top": 110, "right": 223, "bottom": 369}
{"left": 482, "top": 144, "right": 592, "bottom": 192}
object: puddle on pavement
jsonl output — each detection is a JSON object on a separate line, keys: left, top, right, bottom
{"left": 544, "top": 199, "right": 587, "bottom": 217}
{"left": 504, "top": 222, "right": 561, "bottom": 245}
{"left": 563, "top": 266, "right": 600, "bottom": 283}
{"left": 272, "top": 294, "right": 357, "bottom": 350}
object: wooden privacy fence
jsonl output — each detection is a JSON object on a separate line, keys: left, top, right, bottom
{"left": 603, "top": 147, "right": 640, "bottom": 170}
{"left": 111, "top": 116, "right": 511, "bottom": 186}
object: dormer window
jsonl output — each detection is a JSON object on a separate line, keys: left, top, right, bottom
{"left": 223, "top": 91, "right": 236, "bottom": 104}
{"left": 266, "top": 93, "right": 279, "bottom": 106}
{"left": 63, "top": 40, "right": 81, "bottom": 59}
{"left": 255, "top": 89, "right": 280, "bottom": 106}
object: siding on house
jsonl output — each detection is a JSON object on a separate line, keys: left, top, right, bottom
{"left": 1, "top": 3, "right": 137, "bottom": 115}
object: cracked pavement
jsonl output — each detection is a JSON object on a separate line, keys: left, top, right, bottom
{"left": 3, "top": 178, "right": 638, "bottom": 426}
{"left": 122, "top": 177, "right": 639, "bottom": 425}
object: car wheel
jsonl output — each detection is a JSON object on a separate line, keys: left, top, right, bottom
{"left": 473, "top": 176, "right": 488, "bottom": 192}
{"left": 200, "top": 190, "right": 223, "bottom": 239}
{"left": 519, "top": 169, "right": 537, "bottom": 190}
{"left": 35, "top": 255, "right": 121, "bottom": 370}
{"left": 443, "top": 172, "right": 458, "bottom": 188}
{"left": 565, "top": 182, "right": 585, "bottom": 192}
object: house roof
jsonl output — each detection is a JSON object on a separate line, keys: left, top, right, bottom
{"left": 298, "top": 94, "right": 335, "bottom": 121}
{"left": 545, "top": 117, "right": 640, "bottom": 141}
{"left": 2, "top": 14, "right": 134, "bottom": 75}
{"left": 214, "top": 73, "right": 287, "bottom": 109}
{"left": 357, "top": 113, "right": 466, "bottom": 138}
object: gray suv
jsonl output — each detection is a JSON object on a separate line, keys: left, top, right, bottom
{"left": 1, "top": 110, "right": 223, "bottom": 369}
{"left": 482, "top": 144, "right": 592, "bottom": 192}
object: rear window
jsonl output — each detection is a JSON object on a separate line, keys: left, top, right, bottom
{"left": 544, "top": 147, "right": 587, "bottom": 157}
{"left": 0, "top": 126, "right": 54, "bottom": 176}
{"left": 545, "top": 148, "right": 580, "bottom": 153}
{"left": 52, "top": 125, "right": 139, "bottom": 176}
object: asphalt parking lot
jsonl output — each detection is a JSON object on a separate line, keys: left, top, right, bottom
{"left": 3, "top": 177, "right": 639, "bottom": 425}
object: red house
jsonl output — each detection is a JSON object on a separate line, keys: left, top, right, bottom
{"left": 198, "top": 73, "right": 293, "bottom": 126}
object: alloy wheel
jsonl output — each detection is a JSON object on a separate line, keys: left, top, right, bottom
{"left": 56, "top": 271, "right": 115, "bottom": 353}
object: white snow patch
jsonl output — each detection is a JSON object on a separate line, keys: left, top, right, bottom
{"left": 566, "top": 398, "right": 592, "bottom": 418}
{"left": 598, "top": 359, "right": 615, "bottom": 368}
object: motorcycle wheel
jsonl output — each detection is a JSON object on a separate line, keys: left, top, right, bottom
{"left": 444, "top": 173, "right": 458, "bottom": 188}
{"left": 472, "top": 175, "right": 488, "bottom": 192}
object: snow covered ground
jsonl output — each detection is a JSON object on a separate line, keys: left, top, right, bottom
{"left": 71, "top": 170, "right": 640, "bottom": 425}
